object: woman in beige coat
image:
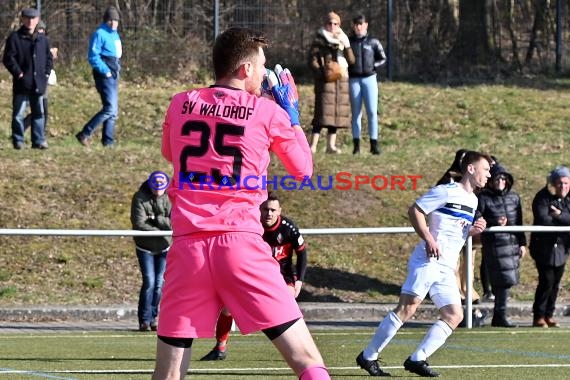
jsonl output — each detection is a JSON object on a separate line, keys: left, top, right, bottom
{"left": 308, "top": 11, "right": 355, "bottom": 154}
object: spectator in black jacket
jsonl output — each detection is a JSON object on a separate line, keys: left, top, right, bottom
{"left": 477, "top": 163, "right": 526, "bottom": 327}
{"left": 130, "top": 173, "right": 172, "bottom": 332}
{"left": 530, "top": 165, "right": 570, "bottom": 328}
{"left": 2, "top": 8, "right": 53, "bottom": 150}
{"left": 24, "top": 20, "right": 57, "bottom": 132}
{"left": 348, "top": 14, "right": 386, "bottom": 155}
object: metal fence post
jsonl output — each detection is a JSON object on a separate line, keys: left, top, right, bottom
{"left": 556, "top": 0, "right": 564, "bottom": 73}
{"left": 464, "top": 237, "right": 473, "bottom": 328}
{"left": 386, "top": 0, "right": 393, "bottom": 81}
{"left": 214, "top": 0, "right": 220, "bottom": 41}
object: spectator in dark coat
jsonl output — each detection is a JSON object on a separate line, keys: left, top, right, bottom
{"left": 2, "top": 7, "right": 53, "bottom": 149}
{"left": 308, "top": 11, "right": 355, "bottom": 154}
{"left": 24, "top": 20, "right": 57, "bottom": 132}
{"left": 530, "top": 165, "right": 570, "bottom": 328}
{"left": 477, "top": 163, "right": 526, "bottom": 327}
{"left": 131, "top": 174, "right": 172, "bottom": 332}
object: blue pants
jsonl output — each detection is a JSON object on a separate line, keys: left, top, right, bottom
{"left": 12, "top": 93, "right": 46, "bottom": 146}
{"left": 136, "top": 248, "right": 167, "bottom": 325}
{"left": 349, "top": 75, "right": 379, "bottom": 140}
{"left": 79, "top": 73, "right": 119, "bottom": 145}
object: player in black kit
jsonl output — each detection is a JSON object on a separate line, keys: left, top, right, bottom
{"left": 200, "top": 193, "right": 308, "bottom": 361}
{"left": 261, "top": 193, "right": 307, "bottom": 297}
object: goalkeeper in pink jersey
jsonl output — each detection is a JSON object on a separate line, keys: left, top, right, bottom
{"left": 152, "top": 28, "right": 330, "bottom": 380}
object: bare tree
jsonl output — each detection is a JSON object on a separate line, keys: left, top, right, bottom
{"left": 1, "top": 0, "right": 564, "bottom": 80}
{"left": 525, "top": 0, "right": 551, "bottom": 69}
{"left": 505, "top": 0, "right": 523, "bottom": 71}
{"left": 449, "top": 0, "right": 497, "bottom": 66}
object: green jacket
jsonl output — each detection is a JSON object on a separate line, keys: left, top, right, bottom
{"left": 130, "top": 181, "right": 172, "bottom": 252}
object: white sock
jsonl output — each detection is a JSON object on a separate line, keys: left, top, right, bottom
{"left": 363, "top": 311, "right": 403, "bottom": 360}
{"left": 410, "top": 320, "right": 453, "bottom": 362}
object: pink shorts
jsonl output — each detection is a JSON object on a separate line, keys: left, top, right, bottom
{"left": 157, "top": 232, "right": 303, "bottom": 338}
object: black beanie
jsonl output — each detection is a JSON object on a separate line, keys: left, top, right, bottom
{"left": 104, "top": 6, "right": 120, "bottom": 22}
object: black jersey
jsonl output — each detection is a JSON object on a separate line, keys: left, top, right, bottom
{"left": 262, "top": 215, "right": 307, "bottom": 284}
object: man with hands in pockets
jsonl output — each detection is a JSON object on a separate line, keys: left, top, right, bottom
{"left": 76, "top": 6, "right": 122, "bottom": 147}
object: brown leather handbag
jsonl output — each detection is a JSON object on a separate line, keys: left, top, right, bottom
{"left": 317, "top": 51, "right": 342, "bottom": 82}
{"left": 323, "top": 60, "right": 342, "bottom": 82}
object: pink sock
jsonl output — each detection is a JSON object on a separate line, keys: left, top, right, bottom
{"left": 299, "top": 365, "right": 330, "bottom": 380}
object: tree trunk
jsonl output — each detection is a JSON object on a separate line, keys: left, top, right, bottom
{"left": 525, "top": 0, "right": 550, "bottom": 65}
{"left": 506, "top": 0, "right": 523, "bottom": 71}
{"left": 448, "top": 0, "right": 496, "bottom": 65}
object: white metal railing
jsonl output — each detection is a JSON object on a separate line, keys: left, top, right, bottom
{"left": 1, "top": 225, "right": 569, "bottom": 328}
{"left": 2, "top": 226, "right": 570, "bottom": 237}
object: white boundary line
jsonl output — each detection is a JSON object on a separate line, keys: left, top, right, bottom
{"left": 0, "top": 329, "right": 569, "bottom": 340}
{"left": 0, "top": 368, "right": 76, "bottom": 379}
{"left": 2, "top": 364, "right": 570, "bottom": 375}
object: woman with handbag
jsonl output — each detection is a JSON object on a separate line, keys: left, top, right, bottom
{"left": 308, "top": 11, "right": 355, "bottom": 154}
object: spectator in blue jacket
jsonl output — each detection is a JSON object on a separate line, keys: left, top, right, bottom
{"left": 2, "top": 7, "right": 53, "bottom": 150}
{"left": 76, "top": 6, "right": 122, "bottom": 147}
{"left": 348, "top": 14, "right": 386, "bottom": 155}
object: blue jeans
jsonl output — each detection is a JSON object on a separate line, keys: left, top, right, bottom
{"left": 349, "top": 75, "right": 379, "bottom": 140}
{"left": 12, "top": 93, "right": 46, "bottom": 146}
{"left": 136, "top": 248, "right": 167, "bottom": 325}
{"left": 79, "top": 73, "right": 119, "bottom": 145}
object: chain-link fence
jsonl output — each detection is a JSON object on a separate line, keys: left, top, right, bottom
{"left": 1, "top": 0, "right": 569, "bottom": 82}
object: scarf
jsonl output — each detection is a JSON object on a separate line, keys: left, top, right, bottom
{"left": 317, "top": 28, "right": 349, "bottom": 70}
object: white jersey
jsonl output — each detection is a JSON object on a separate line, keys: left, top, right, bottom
{"left": 409, "top": 182, "right": 478, "bottom": 269}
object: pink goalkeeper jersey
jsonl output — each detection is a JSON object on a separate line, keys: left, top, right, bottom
{"left": 162, "top": 85, "right": 313, "bottom": 237}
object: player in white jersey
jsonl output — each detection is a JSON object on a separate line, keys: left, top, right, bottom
{"left": 356, "top": 151, "right": 492, "bottom": 377}
{"left": 407, "top": 182, "right": 479, "bottom": 271}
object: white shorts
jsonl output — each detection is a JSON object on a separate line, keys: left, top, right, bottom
{"left": 401, "top": 257, "right": 461, "bottom": 309}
